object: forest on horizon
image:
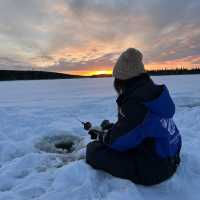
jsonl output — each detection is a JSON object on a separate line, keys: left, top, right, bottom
{"left": 0, "top": 68, "right": 200, "bottom": 81}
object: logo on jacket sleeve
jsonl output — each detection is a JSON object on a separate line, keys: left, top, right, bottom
{"left": 160, "top": 118, "right": 176, "bottom": 136}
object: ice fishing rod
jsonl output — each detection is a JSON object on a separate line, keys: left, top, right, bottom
{"left": 70, "top": 114, "right": 114, "bottom": 141}
{"left": 69, "top": 114, "right": 92, "bottom": 131}
{"left": 70, "top": 113, "right": 113, "bottom": 133}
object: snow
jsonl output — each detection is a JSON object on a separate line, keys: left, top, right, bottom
{"left": 0, "top": 75, "right": 200, "bottom": 200}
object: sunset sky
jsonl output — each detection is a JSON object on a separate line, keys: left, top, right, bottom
{"left": 0, "top": 0, "right": 200, "bottom": 75}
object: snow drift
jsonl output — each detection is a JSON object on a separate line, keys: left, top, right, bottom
{"left": 0, "top": 75, "right": 200, "bottom": 200}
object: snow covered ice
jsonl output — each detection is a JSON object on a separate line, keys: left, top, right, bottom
{"left": 0, "top": 75, "right": 200, "bottom": 200}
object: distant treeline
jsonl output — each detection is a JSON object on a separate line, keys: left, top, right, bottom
{"left": 91, "top": 68, "right": 200, "bottom": 78}
{"left": 0, "top": 70, "right": 84, "bottom": 81}
{"left": 148, "top": 68, "right": 200, "bottom": 76}
{"left": 0, "top": 68, "right": 200, "bottom": 81}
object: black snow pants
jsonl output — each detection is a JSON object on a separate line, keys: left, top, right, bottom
{"left": 86, "top": 141, "right": 180, "bottom": 186}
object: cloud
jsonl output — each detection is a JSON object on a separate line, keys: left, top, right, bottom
{"left": 0, "top": 0, "right": 199, "bottom": 72}
{"left": 0, "top": 56, "right": 32, "bottom": 70}
{"left": 46, "top": 52, "right": 119, "bottom": 72}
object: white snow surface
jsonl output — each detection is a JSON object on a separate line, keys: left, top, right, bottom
{"left": 0, "top": 75, "right": 200, "bottom": 200}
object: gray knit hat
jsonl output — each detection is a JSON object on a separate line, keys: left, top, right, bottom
{"left": 113, "top": 48, "right": 145, "bottom": 80}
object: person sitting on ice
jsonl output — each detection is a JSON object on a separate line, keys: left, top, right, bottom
{"left": 86, "top": 48, "right": 182, "bottom": 186}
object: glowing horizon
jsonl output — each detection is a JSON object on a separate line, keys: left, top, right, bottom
{"left": 61, "top": 63, "right": 200, "bottom": 76}
{"left": 60, "top": 56, "right": 200, "bottom": 76}
{"left": 61, "top": 69, "right": 113, "bottom": 76}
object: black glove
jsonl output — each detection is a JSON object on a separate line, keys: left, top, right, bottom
{"left": 100, "top": 120, "right": 114, "bottom": 131}
{"left": 88, "top": 129, "right": 103, "bottom": 140}
{"left": 100, "top": 120, "right": 114, "bottom": 144}
{"left": 88, "top": 128, "right": 111, "bottom": 145}
{"left": 87, "top": 120, "right": 113, "bottom": 143}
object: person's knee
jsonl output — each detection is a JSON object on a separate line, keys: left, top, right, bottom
{"left": 86, "top": 141, "right": 104, "bottom": 168}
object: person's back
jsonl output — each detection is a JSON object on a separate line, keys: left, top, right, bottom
{"left": 86, "top": 48, "right": 181, "bottom": 185}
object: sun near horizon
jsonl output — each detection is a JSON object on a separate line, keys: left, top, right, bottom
{"left": 62, "top": 69, "right": 113, "bottom": 76}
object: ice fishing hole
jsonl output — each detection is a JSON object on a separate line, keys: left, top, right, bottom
{"left": 35, "top": 134, "right": 81, "bottom": 154}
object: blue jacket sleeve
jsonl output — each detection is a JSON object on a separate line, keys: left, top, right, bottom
{"left": 106, "top": 99, "right": 148, "bottom": 151}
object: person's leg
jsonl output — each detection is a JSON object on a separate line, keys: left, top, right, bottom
{"left": 86, "top": 141, "right": 139, "bottom": 183}
{"left": 86, "top": 141, "right": 180, "bottom": 185}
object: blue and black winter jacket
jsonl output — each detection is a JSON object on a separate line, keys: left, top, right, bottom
{"left": 108, "top": 74, "right": 182, "bottom": 158}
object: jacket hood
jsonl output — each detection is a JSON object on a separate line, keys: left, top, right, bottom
{"left": 116, "top": 74, "right": 175, "bottom": 119}
{"left": 144, "top": 85, "right": 175, "bottom": 118}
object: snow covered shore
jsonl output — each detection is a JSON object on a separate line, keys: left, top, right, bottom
{"left": 0, "top": 75, "right": 200, "bottom": 200}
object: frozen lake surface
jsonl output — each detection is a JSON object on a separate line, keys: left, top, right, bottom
{"left": 0, "top": 75, "right": 200, "bottom": 200}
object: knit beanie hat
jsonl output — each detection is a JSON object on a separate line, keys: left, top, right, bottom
{"left": 113, "top": 48, "right": 145, "bottom": 80}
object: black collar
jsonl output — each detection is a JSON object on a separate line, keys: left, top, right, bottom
{"left": 116, "top": 73, "right": 151, "bottom": 106}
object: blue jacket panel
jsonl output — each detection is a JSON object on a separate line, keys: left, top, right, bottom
{"left": 110, "top": 84, "right": 181, "bottom": 158}
{"left": 144, "top": 85, "right": 175, "bottom": 118}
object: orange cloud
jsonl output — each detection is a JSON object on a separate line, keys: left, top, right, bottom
{"left": 145, "top": 55, "right": 200, "bottom": 70}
